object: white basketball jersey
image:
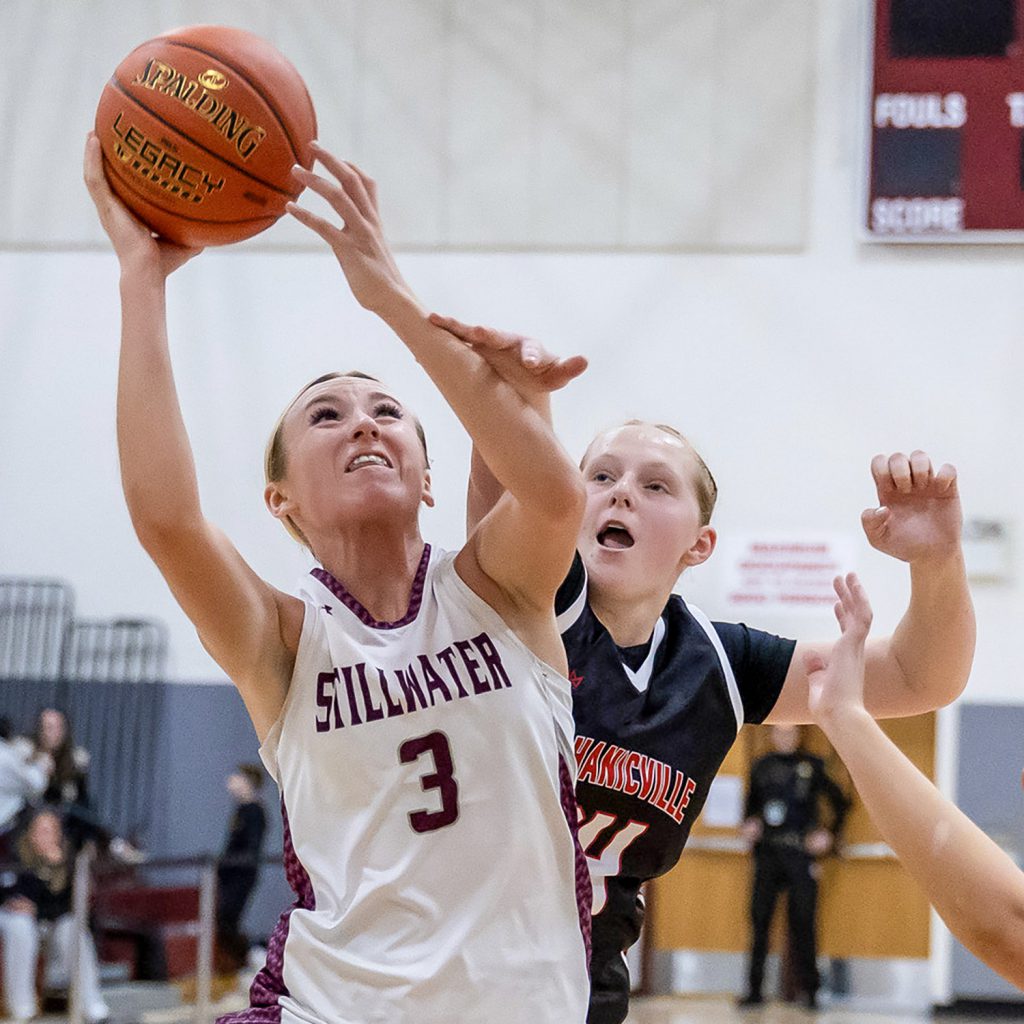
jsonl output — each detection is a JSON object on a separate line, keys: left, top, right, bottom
{"left": 257, "top": 546, "right": 590, "bottom": 1024}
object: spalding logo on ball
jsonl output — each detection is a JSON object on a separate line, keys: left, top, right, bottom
{"left": 95, "top": 24, "right": 318, "bottom": 247}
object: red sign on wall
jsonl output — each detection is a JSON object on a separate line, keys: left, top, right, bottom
{"left": 867, "top": 0, "right": 1024, "bottom": 240}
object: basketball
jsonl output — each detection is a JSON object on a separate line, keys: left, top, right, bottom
{"left": 94, "top": 25, "right": 317, "bottom": 247}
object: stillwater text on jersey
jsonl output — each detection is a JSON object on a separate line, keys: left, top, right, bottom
{"left": 314, "top": 631, "right": 512, "bottom": 731}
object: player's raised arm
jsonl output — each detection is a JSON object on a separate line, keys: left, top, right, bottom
{"left": 83, "top": 134, "right": 299, "bottom": 738}
{"left": 768, "top": 451, "right": 975, "bottom": 724}
{"left": 425, "top": 316, "right": 587, "bottom": 536}
{"left": 807, "top": 575, "right": 1024, "bottom": 989}
{"left": 288, "top": 146, "right": 586, "bottom": 639}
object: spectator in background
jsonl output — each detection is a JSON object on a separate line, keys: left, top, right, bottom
{"left": 216, "top": 764, "right": 267, "bottom": 978}
{"left": 738, "top": 725, "right": 850, "bottom": 1011}
{"left": 0, "top": 807, "right": 110, "bottom": 1023}
{"left": 14, "top": 708, "right": 103, "bottom": 853}
{"left": 12, "top": 709, "right": 144, "bottom": 865}
{"left": 179, "top": 765, "right": 268, "bottom": 1005}
{"left": 18, "top": 708, "right": 90, "bottom": 808}
{"left": 0, "top": 717, "right": 51, "bottom": 863}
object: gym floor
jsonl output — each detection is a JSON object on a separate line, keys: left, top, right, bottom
{"left": 21, "top": 986, "right": 1006, "bottom": 1024}
{"left": 628, "top": 995, "right": 1000, "bottom": 1022}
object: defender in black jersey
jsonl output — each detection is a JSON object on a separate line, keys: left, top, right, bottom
{"left": 449, "top": 323, "right": 976, "bottom": 1024}
{"left": 556, "top": 554, "right": 796, "bottom": 1022}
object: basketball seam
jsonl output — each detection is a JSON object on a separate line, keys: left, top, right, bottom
{"left": 107, "top": 76, "right": 301, "bottom": 201}
{"left": 156, "top": 38, "right": 310, "bottom": 166}
{"left": 101, "top": 154, "right": 277, "bottom": 228}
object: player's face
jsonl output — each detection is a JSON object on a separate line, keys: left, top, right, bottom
{"left": 270, "top": 378, "right": 431, "bottom": 537}
{"left": 579, "top": 424, "right": 714, "bottom": 601}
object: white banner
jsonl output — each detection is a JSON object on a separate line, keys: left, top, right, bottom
{"left": 720, "top": 534, "right": 857, "bottom": 614}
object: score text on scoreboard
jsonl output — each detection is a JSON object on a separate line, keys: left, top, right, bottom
{"left": 868, "top": 0, "right": 1024, "bottom": 240}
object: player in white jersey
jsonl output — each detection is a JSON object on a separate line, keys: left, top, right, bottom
{"left": 84, "top": 136, "right": 590, "bottom": 1024}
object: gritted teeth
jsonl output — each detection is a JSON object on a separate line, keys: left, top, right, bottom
{"left": 346, "top": 452, "right": 392, "bottom": 472}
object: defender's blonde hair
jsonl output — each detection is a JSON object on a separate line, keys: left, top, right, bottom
{"left": 582, "top": 420, "right": 717, "bottom": 526}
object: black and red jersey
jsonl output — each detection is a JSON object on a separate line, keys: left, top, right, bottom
{"left": 556, "top": 556, "right": 795, "bottom": 1024}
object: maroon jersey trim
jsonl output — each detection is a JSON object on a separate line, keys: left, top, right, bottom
{"left": 560, "top": 754, "right": 593, "bottom": 970}
{"left": 311, "top": 544, "right": 431, "bottom": 630}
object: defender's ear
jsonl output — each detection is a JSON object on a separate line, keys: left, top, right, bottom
{"left": 679, "top": 525, "right": 716, "bottom": 570}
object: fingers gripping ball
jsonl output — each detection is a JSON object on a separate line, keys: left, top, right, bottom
{"left": 95, "top": 25, "right": 317, "bottom": 246}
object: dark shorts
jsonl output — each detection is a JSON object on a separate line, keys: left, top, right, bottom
{"left": 587, "top": 944, "right": 630, "bottom": 1024}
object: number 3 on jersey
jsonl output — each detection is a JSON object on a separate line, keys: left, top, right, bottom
{"left": 399, "top": 731, "right": 459, "bottom": 834}
{"left": 578, "top": 811, "right": 649, "bottom": 915}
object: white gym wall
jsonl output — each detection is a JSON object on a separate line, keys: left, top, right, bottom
{"left": 0, "top": 0, "right": 1019, "bottom": 709}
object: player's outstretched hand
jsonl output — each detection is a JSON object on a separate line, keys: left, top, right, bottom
{"left": 289, "top": 143, "right": 414, "bottom": 315}
{"left": 83, "top": 133, "right": 202, "bottom": 278}
{"left": 805, "top": 573, "right": 873, "bottom": 726}
{"left": 428, "top": 314, "right": 588, "bottom": 395}
{"left": 861, "top": 451, "right": 962, "bottom": 566}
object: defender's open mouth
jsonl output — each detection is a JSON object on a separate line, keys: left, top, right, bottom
{"left": 598, "top": 525, "right": 634, "bottom": 549}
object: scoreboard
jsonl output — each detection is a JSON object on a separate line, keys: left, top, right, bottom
{"left": 867, "top": 0, "right": 1024, "bottom": 240}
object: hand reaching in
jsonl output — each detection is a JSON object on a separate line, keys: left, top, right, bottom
{"left": 804, "top": 828, "right": 834, "bottom": 857}
{"left": 428, "top": 314, "right": 587, "bottom": 397}
{"left": 739, "top": 817, "right": 763, "bottom": 847}
{"left": 805, "top": 573, "right": 873, "bottom": 726}
{"left": 3, "top": 896, "right": 37, "bottom": 917}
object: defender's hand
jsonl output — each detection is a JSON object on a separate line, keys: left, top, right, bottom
{"left": 740, "top": 818, "right": 763, "bottom": 846}
{"left": 3, "top": 897, "right": 37, "bottom": 917}
{"left": 861, "top": 452, "right": 962, "bottom": 566}
{"left": 428, "top": 314, "right": 587, "bottom": 396}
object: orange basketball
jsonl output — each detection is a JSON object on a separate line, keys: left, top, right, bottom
{"left": 95, "top": 25, "right": 317, "bottom": 247}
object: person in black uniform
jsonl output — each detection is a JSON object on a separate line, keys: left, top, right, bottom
{"left": 738, "top": 724, "right": 849, "bottom": 1010}
{"left": 215, "top": 764, "right": 267, "bottom": 975}
{"left": 438, "top": 321, "right": 976, "bottom": 1024}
